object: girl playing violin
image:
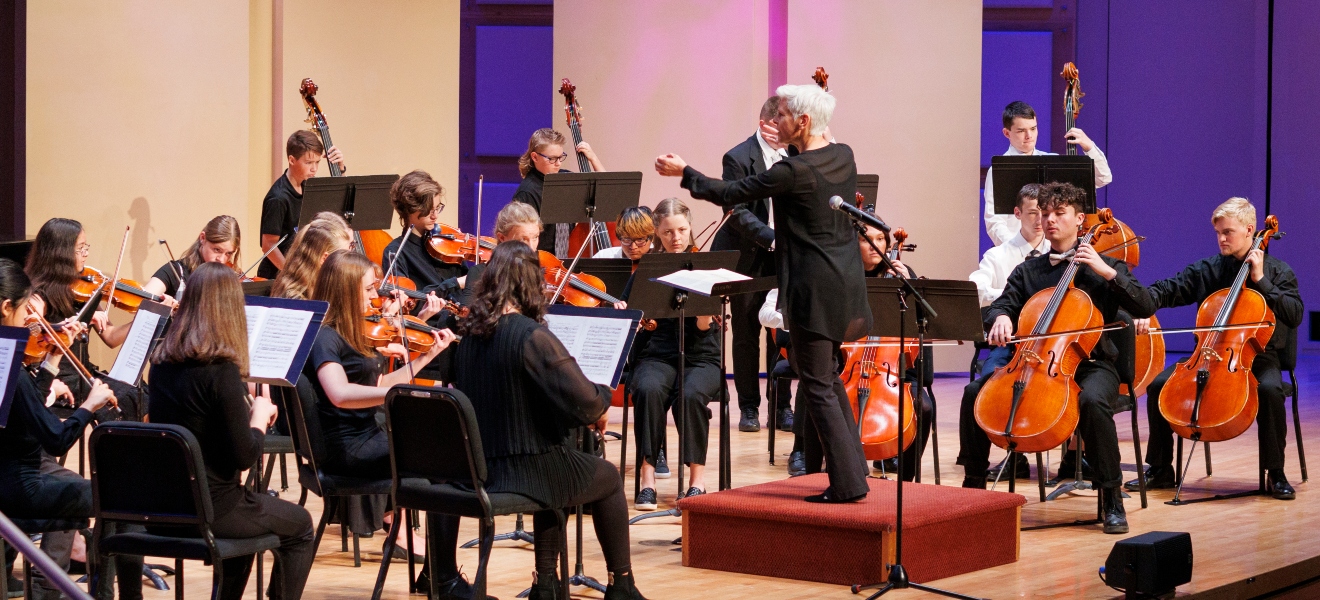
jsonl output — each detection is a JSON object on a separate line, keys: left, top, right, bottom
{"left": 627, "top": 198, "right": 721, "bottom": 510}
{"left": 459, "top": 201, "right": 543, "bottom": 293}
{"left": 592, "top": 206, "right": 655, "bottom": 261}
{"left": 143, "top": 215, "right": 242, "bottom": 299}
{"left": 514, "top": 128, "right": 604, "bottom": 255}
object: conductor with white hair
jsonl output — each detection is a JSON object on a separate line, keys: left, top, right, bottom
{"left": 655, "top": 84, "right": 872, "bottom": 504}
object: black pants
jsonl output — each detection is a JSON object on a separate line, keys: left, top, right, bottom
{"left": 959, "top": 360, "right": 1125, "bottom": 488}
{"left": 1142, "top": 353, "right": 1288, "bottom": 471}
{"left": 532, "top": 456, "right": 631, "bottom": 576}
{"left": 731, "top": 290, "right": 772, "bottom": 412}
{"left": 788, "top": 328, "right": 869, "bottom": 498}
{"left": 630, "top": 359, "right": 721, "bottom": 467}
{"left": 205, "top": 492, "right": 316, "bottom": 600}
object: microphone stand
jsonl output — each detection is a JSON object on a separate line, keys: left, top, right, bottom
{"left": 843, "top": 219, "right": 981, "bottom": 600}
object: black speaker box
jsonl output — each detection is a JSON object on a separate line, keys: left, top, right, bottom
{"left": 1104, "top": 531, "right": 1192, "bottom": 597}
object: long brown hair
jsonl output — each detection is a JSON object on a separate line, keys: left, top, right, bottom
{"left": 26, "top": 218, "right": 83, "bottom": 320}
{"left": 180, "top": 215, "right": 242, "bottom": 273}
{"left": 517, "top": 128, "right": 566, "bottom": 177}
{"left": 458, "top": 242, "right": 546, "bottom": 339}
{"left": 312, "top": 250, "right": 376, "bottom": 355}
{"left": 151, "top": 262, "right": 250, "bottom": 374}
{"left": 270, "top": 214, "right": 352, "bottom": 300}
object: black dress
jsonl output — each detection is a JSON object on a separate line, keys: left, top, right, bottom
{"left": 512, "top": 168, "right": 571, "bottom": 255}
{"left": 151, "top": 260, "right": 192, "bottom": 298}
{"left": 257, "top": 172, "right": 303, "bottom": 279}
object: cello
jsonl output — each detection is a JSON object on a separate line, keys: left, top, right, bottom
{"left": 1159, "top": 216, "right": 1282, "bottom": 444}
{"left": 559, "top": 79, "right": 619, "bottom": 257}
{"left": 973, "top": 209, "right": 1119, "bottom": 454}
{"left": 843, "top": 227, "right": 919, "bottom": 461}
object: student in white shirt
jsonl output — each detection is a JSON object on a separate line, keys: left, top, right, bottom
{"left": 592, "top": 206, "right": 655, "bottom": 261}
{"left": 983, "top": 101, "right": 1112, "bottom": 245}
{"left": 970, "top": 183, "right": 1046, "bottom": 376}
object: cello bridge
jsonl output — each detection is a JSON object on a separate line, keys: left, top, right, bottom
{"left": 1018, "top": 349, "right": 1044, "bottom": 366}
{"left": 1197, "top": 347, "right": 1223, "bottom": 363}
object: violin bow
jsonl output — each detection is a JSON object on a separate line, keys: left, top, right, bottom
{"left": 158, "top": 239, "right": 187, "bottom": 284}
{"left": 695, "top": 214, "right": 727, "bottom": 252}
{"left": 99, "top": 226, "right": 131, "bottom": 316}
{"left": 241, "top": 234, "right": 287, "bottom": 278}
{"left": 474, "top": 174, "right": 484, "bottom": 265}
{"left": 549, "top": 234, "right": 595, "bottom": 306}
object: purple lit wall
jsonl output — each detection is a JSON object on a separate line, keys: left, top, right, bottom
{"left": 475, "top": 25, "right": 553, "bottom": 156}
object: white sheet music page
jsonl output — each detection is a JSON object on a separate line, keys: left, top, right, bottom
{"left": 108, "top": 310, "right": 162, "bottom": 385}
{"left": 0, "top": 337, "right": 15, "bottom": 426}
{"left": 654, "top": 268, "right": 749, "bottom": 296}
{"left": 543, "top": 313, "right": 633, "bottom": 387}
{"left": 246, "top": 306, "right": 313, "bottom": 381}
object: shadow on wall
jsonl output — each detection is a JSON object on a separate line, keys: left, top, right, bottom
{"left": 127, "top": 197, "right": 151, "bottom": 281}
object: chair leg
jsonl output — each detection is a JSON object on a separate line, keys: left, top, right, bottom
{"left": 256, "top": 551, "right": 264, "bottom": 600}
{"left": 767, "top": 376, "right": 777, "bottom": 465}
{"left": 262, "top": 454, "right": 278, "bottom": 490}
{"left": 1035, "top": 453, "right": 1046, "bottom": 502}
{"left": 0, "top": 539, "right": 7, "bottom": 600}
{"left": 352, "top": 532, "right": 361, "bottom": 568}
{"left": 210, "top": 559, "right": 222, "bottom": 600}
{"left": 370, "top": 508, "right": 402, "bottom": 600}
{"left": 927, "top": 384, "right": 940, "bottom": 485}
{"left": 312, "top": 496, "right": 335, "bottom": 556}
{"left": 298, "top": 486, "right": 308, "bottom": 507}
{"left": 473, "top": 518, "right": 494, "bottom": 600}
{"left": 176, "top": 559, "right": 185, "bottom": 600}
{"left": 1204, "top": 443, "right": 1213, "bottom": 476}
{"left": 1291, "top": 371, "right": 1307, "bottom": 482}
{"left": 1129, "top": 395, "right": 1147, "bottom": 508}
{"left": 619, "top": 390, "right": 630, "bottom": 477}
{"left": 406, "top": 510, "right": 417, "bottom": 593}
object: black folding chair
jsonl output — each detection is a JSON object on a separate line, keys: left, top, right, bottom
{"left": 0, "top": 515, "right": 89, "bottom": 599}
{"left": 385, "top": 385, "right": 568, "bottom": 600}
{"left": 89, "top": 422, "right": 279, "bottom": 600}
{"left": 1280, "top": 329, "right": 1307, "bottom": 482}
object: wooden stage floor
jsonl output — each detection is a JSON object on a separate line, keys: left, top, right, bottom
{"left": 105, "top": 353, "right": 1320, "bottom": 599}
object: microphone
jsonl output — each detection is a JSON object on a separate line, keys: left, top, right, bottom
{"left": 828, "top": 196, "right": 891, "bottom": 233}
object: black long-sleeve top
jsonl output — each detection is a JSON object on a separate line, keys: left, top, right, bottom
{"left": 1146, "top": 253, "right": 1303, "bottom": 355}
{"left": 381, "top": 231, "right": 467, "bottom": 301}
{"left": 0, "top": 370, "right": 93, "bottom": 486}
{"left": 682, "top": 143, "right": 872, "bottom": 343}
{"left": 452, "top": 313, "right": 610, "bottom": 507}
{"left": 512, "top": 168, "right": 571, "bottom": 254}
{"left": 148, "top": 360, "right": 264, "bottom": 515}
{"left": 988, "top": 251, "right": 1157, "bottom": 366}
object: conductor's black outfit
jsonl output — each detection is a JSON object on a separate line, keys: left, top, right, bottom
{"left": 716, "top": 134, "right": 778, "bottom": 421}
{"left": 681, "top": 142, "right": 872, "bottom": 500}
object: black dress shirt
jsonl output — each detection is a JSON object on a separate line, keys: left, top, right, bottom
{"left": 1146, "top": 253, "right": 1303, "bottom": 355}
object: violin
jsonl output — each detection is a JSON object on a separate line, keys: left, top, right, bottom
{"left": 425, "top": 223, "right": 496, "bottom": 265}
{"left": 23, "top": 312, "right": 113, "bottom": 407}
{"left": 362, "top": 309, "right": 448, "bottom": 355}
{"left": 23, "top": 318, "right": 75, "bottom": 366}
{"left": 559, "top": 79, "right": 619, "bottom": 257}
{"left": 845, "top": 227, "right": 918, "bottom": 461}
{"left": 70, "top": 267, "right": 165, "bottom": 313}
{"left": 973, "top": 209, "right": 1119, "bottom": 454}
{"left": 540, "top": 250, "right": 622, "bottom": 308}
{"left": 1158, "top": 216, "right": 1283, "bottom": 443}
{"left": 375, "top": 276, "right": 469, "bottom": 319}
{"left": 299, "top": 78, "right": 343, "bottom": 177}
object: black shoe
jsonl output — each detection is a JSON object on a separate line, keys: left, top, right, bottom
{"left": 391, "top": 542, "right": 426, "bottom": 563}
{"left": 1102, "top": 487, "right": 1129, "bottom": 534}
{"left": 776, "top": 407, "right": 794, "bottom": 431}
{"left": 654, "top": 449, "right": 670, "bottom": 479}
{"left": 739, "top": 408, "right": 761, "bottom": 432}
{"left": 604, "top": 570, "right": 648, "bottom": 600}
{"left": 804, "top": 487, "right": 867, "bottom": 503}
{"left": 962, "top": 476, "right": 987, "bottom": 489}
{"left": 5, "top": 576, "right": 22, "bottom": 599}
{"left": 682, "top": 487, "right": 705, "bottom": 499}
{"left": 1125, "top": 465, "right": 1176, "bottom": 491}
{"left": 1269, "top": 470, "right": 1297, "bottom": 500}
{"left": 986, "top": 454, "right": 1031, "bottom": 480}
{"left": 528, "top": 571, "right": 561, "bottom": 600}
{"left": 788, "top": 451, "right": 806, "bottom": 477}
{"left": 431, "top": 569, "right": 496, "bottom": 600}
{"left": 872, "top": 458, "right": 899, "bottom": 474}
{"left": 634, "top": 487, "right": 658, "bottom": 511}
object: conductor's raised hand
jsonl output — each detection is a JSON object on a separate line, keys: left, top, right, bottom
{"left": 654, "top": 154, "right": 687, "bottom": 177}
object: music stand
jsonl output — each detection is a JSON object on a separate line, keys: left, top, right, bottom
{"left": 851, "top": 274, "right": 984, "bottom": 600}
{"left": 299, "top": 174, "right": 399, "bottom": 231}
{"left": 625, "top": 251, "right": 737, "bottom": 527}
{"left": 990, "top": 155, "right": 1096, "bottom": 215}
{"left": 857, "top": 174, "right": 880, "bottom": 206}
{"left": 708, "top": 276, "right": 778, "bottom": 490}
{"left": 541, "top": 172, "right": 642, "bottom": 255}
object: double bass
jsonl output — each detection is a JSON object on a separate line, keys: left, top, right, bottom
{"left": 560, "top": 79, "right": 619, "bottom": 257}
{"left": 973, "top": 210, "right": 1119, "bottom": 454}
{"left": 1159, "top": 216, "right": 1282, "bottom": 444}
{"left": 843, "top": 227, "right": 919, "bottom": 461}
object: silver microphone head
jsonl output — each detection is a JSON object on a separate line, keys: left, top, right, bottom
{"left": 828, "top": 195, "right": 844, "bottom": 210}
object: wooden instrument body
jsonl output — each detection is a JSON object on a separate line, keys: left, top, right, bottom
{"left": 425, "top": 223, "right": 495, "bottom": 264}
{"left": 538, "top": 250, "right": 615, "bottom": 307}
{"left": 568, "top": 221, "right": 619, "bottom": 259}
{"left": 1085, "top": 214, "right": 1140, "bottom": 270}
{"left": 356, "top": 229, "right": 394, "bottom": 268}
{"left": 1159, "top": 287, "right": 1272, "bottom": 442}
{"left": 974, "top": 287, "right": 1101, "bottom": 453}
{"left": 71, "top": 267, "right": 159, "bottom": 312}
{"left": 1132, "top": 314, "right": 1166, "bottom": 397}
{"left": 842, "top": 337, "right": 918, "bottom": 461}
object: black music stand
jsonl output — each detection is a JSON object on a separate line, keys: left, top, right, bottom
{"left": 857, "top": 174, "right": 880, "bottom": 206}
{"left": 299, "top": 174, "right": 399, "bottom": 232}
{"left": 625, "top": 251, "right": 737, "bottom": 527}
{"left": 541, "top": 172, "right": 642, "bottom": 255}
{"left": 990, "top": 155, "right": 1096, "bottom": 215}
{"left": 850, "top": 276, "right": 984, "bottom": 600}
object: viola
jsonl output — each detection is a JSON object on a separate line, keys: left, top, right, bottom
{"left": 559, "top": 79, "right": 619, "bottom": 257}
{"left": 362, "top": 309, "right": 447, "bottom": 355}
{"left": 973, "top": 209, "right": 1118, "bottom": 454}
{"left": 299, "top": 78, "right": 343, "bottom": 177}
{"left": 71, "top": 267, "right": 165, "bottom": 313}
{"left": 1158, "top": 216, "right": 1282, "bottom": 443}
{"left": 844, "top": 227, "right": 918, "bottom": 461}
{"left": 540, "top": 250, "right": 621, "bottom": 308}
{"left": 425, "top": 223, "right": 495, "bottom": 265}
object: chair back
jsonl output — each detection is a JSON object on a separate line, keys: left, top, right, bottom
{"left": 385, "top": 385, "right": 487, "bottom": 488}
{"left": 1113, "top": 310, "right": 1137, "bottom": 387}
{"left": 283, "top": 374, "right": 327, "bottom": 494}
{"left": 89, "top": 423, "right": 213, "bottom": 528}
{"left": 1278, "top": 327, "right": 1298, "bottom": 372}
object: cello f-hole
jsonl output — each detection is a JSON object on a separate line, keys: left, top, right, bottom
{"left": 1046, "top": 350, "right": 1061, "bottom": 377}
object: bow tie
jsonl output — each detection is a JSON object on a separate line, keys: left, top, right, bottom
{"left": 1048, "top": 249, "right": 1076, "bottom": 266}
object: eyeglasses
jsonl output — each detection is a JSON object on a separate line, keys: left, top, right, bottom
{"left": 536, "top": 152, "right": 569, "bottom": 164}
{"left": 75, "top": 244, "right": 91, "bottom": 256}
{"left": 618, "top": 235, "right": 653, "bottom": 247}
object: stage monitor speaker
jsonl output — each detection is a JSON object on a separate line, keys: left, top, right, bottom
{"left": 1103, "top": 531, "right": 1192, "bottom": 598}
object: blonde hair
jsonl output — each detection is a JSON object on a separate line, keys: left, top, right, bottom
{"left": 1212, "top": 197, "right": 1256, "bottom": 229}
{"left": 652, "top": 197, "right": 694, "bottom": 252}
{"left": 495, "top": 201, "right": 543, "bottom": 238}
{"left": 517, "top": 128, "right": 567, "bottom": 177}
{"left": 270, "top": 216, "right": 352, "bottom": 301}
{"left": 616, "top": 206, "right": 655, "bottom": 240}
{"left": 180, "top": 215, "right": 242, "bottom": 273}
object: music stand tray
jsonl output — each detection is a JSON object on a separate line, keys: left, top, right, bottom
{"left": 299, "top": 174, "right": 399, "bottom": 230}
{"left": 990, "top": 155, "right": 1096, "bottom": 215}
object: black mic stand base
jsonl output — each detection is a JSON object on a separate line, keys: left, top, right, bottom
{"left": 852, "top": 564, "right": 986, "bottom": 600}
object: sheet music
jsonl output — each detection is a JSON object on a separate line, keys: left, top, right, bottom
{"left": 108, "top": 309, "right": 162, "bottom": 385}
{"left": 543, "top": 313, "right": 634, "bottom": 386}
{"left": 654, "top": 268, "right": 749, "bottom": 296}
{"left": 0, "top": 338, "right": 14, "bottom": 427}
{"left": 247, "top": 306, "right": 314, "bottom": 381}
